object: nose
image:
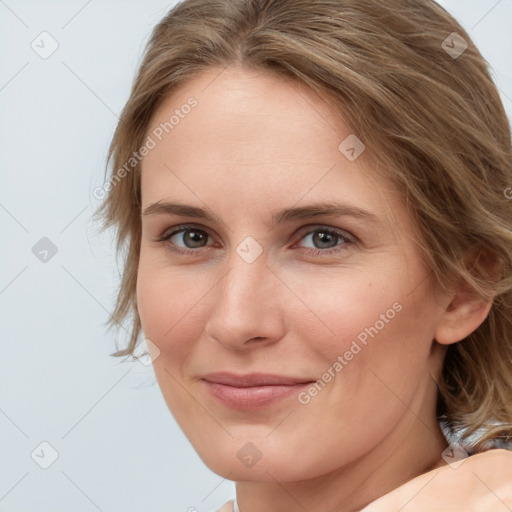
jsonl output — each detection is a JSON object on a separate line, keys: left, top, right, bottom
{"left": 203, "top": 248, "right": 286, "bottom": 351}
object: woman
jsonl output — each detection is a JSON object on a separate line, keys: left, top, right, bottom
{"left": 93, "top": 0, "right": 512, "bottom": 510}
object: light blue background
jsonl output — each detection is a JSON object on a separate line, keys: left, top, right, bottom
{"left": 1, "top": 1, "right": 511, "bottom": 511}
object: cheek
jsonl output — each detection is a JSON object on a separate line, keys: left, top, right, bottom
{"left": 136, "top": 261, "right": 209, "bottom": 419}
{"left": 284, "top": 266, "right": 405, "bottom": 357}
{"left": 292, "top": 264, "right": 437, "bottom": 402}
{"left": 136, "top": 260, "right": 206, "bottom": 360}
{"left": 304, "top": 255, "right": 434, "bottom": 350}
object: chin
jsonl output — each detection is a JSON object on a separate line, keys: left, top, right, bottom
{"left": 191, "top": 435, "right": 326, "bottom": 483}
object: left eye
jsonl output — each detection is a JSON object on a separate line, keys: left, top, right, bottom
{"left": 298, "top": 228, "right": 353, "bottom": 251}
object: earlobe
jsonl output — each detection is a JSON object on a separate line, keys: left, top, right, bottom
{"left": 434, "top": 286, "right": 493, "bottom": 345}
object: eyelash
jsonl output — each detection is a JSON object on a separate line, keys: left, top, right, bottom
{"left": 153, "top": 223, "right": 357, "bottom": 257}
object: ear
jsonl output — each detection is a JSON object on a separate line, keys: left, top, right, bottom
{"left": 434, "top": 250, "right": 499, "bottom": 346}
{"left": 433, "top": 285, "right": 492, "bottom": 345}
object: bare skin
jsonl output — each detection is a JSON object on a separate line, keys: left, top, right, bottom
{"left": 136, "top": 65, "right": 509, "bottom": 512}
{"left": 360, "top": 449, "right": 512, "bottom": 511}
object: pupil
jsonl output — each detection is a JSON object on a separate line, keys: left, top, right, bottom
{"left": 186, "top": 230, "right": 205, "bottom": 248}
{"left": 314, "top": 231, "right": 336, "bottom": 248}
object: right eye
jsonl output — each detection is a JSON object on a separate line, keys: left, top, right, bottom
{"left": 154, "top": 224, "right": 215, "bottom": 255}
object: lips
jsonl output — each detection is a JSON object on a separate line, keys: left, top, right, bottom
{"left": 201, "top": 372, "right": 315, "bottom": 409}
{"left": 202, "top": 372, "right": 313, "bottom": 387}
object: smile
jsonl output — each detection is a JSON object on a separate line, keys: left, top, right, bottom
{"left": 201, "top": 372, "right": 315, "bottom": 410}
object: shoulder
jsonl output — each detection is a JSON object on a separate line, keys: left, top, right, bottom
{"left": 215, "top": 500, "right": 234, "bottom": 512}
{"left": 463, "top": 448, "right": 512, "bottom": 481}
{"left": 361, "top": 449, "right": 512, "bottom": 512}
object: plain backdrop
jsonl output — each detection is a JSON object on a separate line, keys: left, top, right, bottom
{"left": 1, "top": 1, "right": 511, "bottom": 511}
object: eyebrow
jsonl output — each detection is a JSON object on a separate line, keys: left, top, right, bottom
{"left": 142, "top": 201, "right": 381, "bottom": 226}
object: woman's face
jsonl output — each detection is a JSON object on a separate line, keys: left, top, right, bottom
{"left": 137, "top": 66, "right": 449, "bottom": 482}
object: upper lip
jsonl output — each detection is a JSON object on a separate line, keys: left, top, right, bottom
{"left": 201, "top": 372, "right": 314, "bottom": 387}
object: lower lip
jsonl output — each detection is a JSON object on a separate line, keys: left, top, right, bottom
{"left": 202, "top": 381, "right": 312, "bottom": 409}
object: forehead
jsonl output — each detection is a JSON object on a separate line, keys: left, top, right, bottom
{"left": 144, "top": 66, "right": 350, "bottom": 163}
{"left": 140, "top": 66, "right": 400, "bottom": 226}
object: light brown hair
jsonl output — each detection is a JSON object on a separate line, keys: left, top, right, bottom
{"left": 93, "top": 0, "right": 512, "bottom": 450}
